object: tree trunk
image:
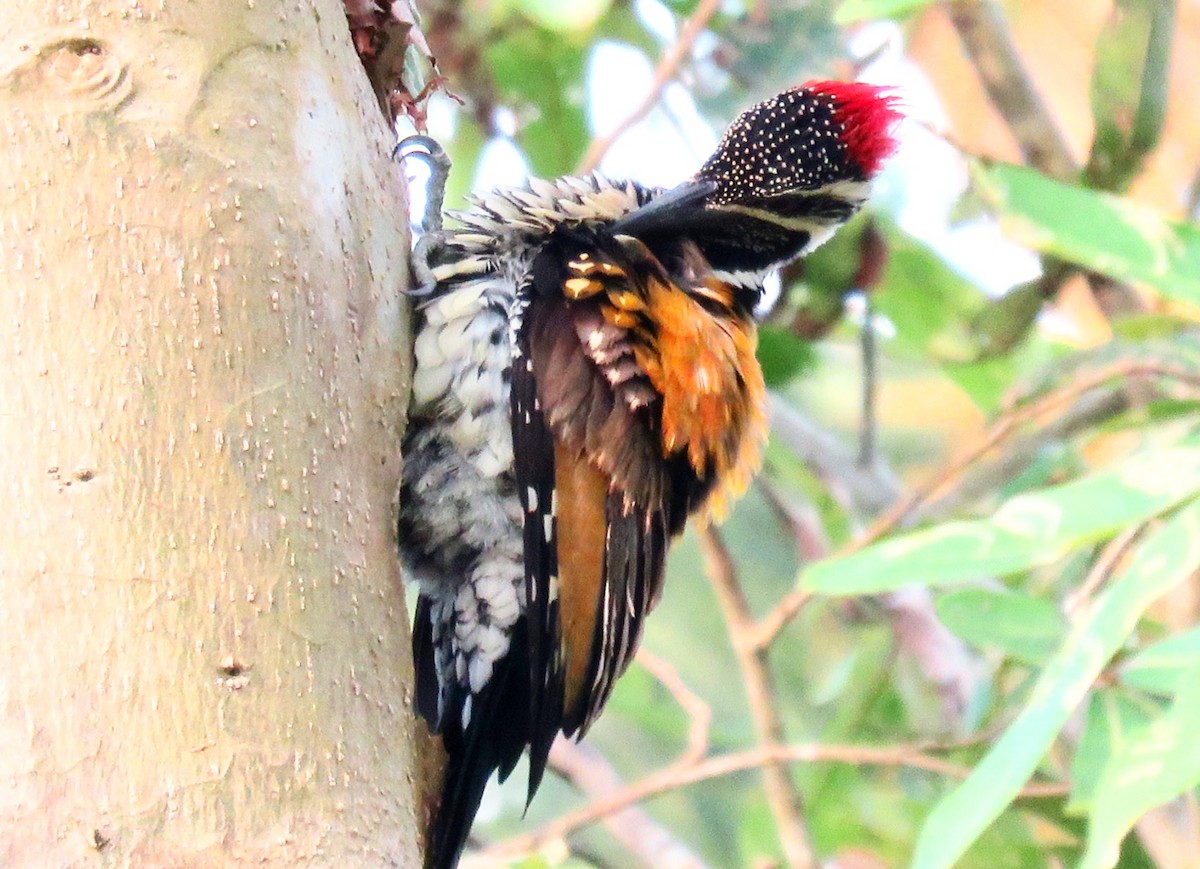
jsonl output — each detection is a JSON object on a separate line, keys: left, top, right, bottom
{"left": 0, "top": 0, "right": 418, "bottom": 864}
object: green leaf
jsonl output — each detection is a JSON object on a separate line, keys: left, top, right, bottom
{"left": 968, "top": 281, "right": 1044, "bottom": 359}
{"left": 935, "top": 588, "right": 1063, "bottom": 665}
{"left": 872, "top": 229, "right": 986, "bottom": 363}
{"left": 1110, "top": 312, "right": 1195, "bottom": 342}
{"left": 1079, "top": 662, "right": 1200, "bottom": 869}
{"left": 1120, "top": 625, "right": 1200, "bottom": 697}
{"left": 591, "top": 3, "right": 661, "bottom": 57}
{"left": 909, "top": 496, "right": 1200, "bottom": 869}
{"left": 486, "top": 30, "right": 589, "bottom": 177}
{"left": 803, "top": 519, "right": 1029, "bottom": 596}
{"left": 802, "top": 444, "right": 1200, "bottom": 595}
{"left": 995, "top": 442, "right": 1082, "bottom": 500}
{"left": 834, "top": 0, "right": 943, "bottom": 24}
{"left": 510, "top": 858, "right": 553, "bottom": 869}
{"left": 1069, "top": 689, "right": 1156, "bottom": 812}
{"left": 975, "top": 163, "right": 1200, "bottom": 305}
{"left": 941, "top": 356, "right": 1020, "bottom": 417}
{"left": 1085, "top": 0, "right": 1174, "bottom": 192}
{"left": 513, "top": 0, "right": 613, "bottom": 31}
{"left": 757, "top": 326, "right": 817, "bottom": 387}
{"left": 738, "top": 792, "right": 783, "bottom": 866}
{"left": 657, "top": 0, "right": 702, "bottom": 12}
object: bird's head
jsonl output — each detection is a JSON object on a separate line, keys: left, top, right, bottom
{"left": 612, "top": 81, "right": 901, "bottom": 284}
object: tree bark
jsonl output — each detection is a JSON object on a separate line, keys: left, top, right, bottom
{"left": 0, "top": 0, "right": 417, "bottom": 864}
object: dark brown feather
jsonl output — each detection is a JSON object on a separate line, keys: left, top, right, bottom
{"left": 522, "top": 230, "right": 766, "bottom": 740}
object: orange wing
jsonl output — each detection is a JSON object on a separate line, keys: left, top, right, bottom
{"left": 512, "top": 230, "right": 767, "bottom": 784}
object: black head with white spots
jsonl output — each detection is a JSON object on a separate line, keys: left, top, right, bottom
{"left": 611, "top": 81, "right": 900, "bottom": 281}
{"left": 698, "top": 81, "right": 899, "bottom": 201}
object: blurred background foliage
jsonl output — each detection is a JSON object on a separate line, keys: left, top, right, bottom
{"left": 399, "top": 1, "right": 1200, "bottom": 867}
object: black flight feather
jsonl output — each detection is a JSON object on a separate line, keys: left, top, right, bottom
{"left": 412, "top": 595, "right": 441, "bottom": 728}
{"left": 510, "top": 297, "right": 567, "bottom": 801}
{"left": 422, "top": 619, "right": 532, "bottom": 869}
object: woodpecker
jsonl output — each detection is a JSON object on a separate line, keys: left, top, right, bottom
{"left": 397, "top": 81, "right": 900, "bottom": 869}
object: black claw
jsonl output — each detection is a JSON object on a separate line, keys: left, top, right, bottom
{"left": 393, "top": 134, "right": 447, "bottom": 165}
{"left": 395, "top": 135, "right": 452, "bottom": 235}
{"left": 395, "top": 135, "right": 453, "bottom": 297}
{"left": 408, "top": 233, "right": 445, "bottom": 298}
{"left": 403, "top": 280, "right": 440, "bottom": 299}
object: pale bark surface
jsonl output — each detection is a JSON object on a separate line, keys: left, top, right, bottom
{"left": 0, "top": 0, "right": 418, "bottom": 864}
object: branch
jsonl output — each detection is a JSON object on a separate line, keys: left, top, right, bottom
{"left": 754, "top": 396, "right": 981, "bottom": 716}
{"left": 947, "top": 0, "right": 1077, "bottom": 180}
{"left": 476, "top": 741, "right": 1068, "bottom": 862}
{"left": 636, "top": 648, "right": 712, "bottom": 765}
{"left": 575, "top": 0, "right": 722, "bottom": 174}
{"left": 699, "top": 525, "right": 816, "bottom": 869}
{"left": 857, "top": 358, "right": 1200, "bottom": 552}
{"left": 547, "top": 740, "right": 710, "bottom": 869}
{"left": 1063, "top": 523, "right": 1145, "bottom": 618}
{"left": 884, "top": 587, "right": 983, "bottom": 720}
{"left": 750, "top": 359, "right": 1200, "bottom": 706}
{"left": 495, "top": 649, "right": 715, "bottom": 868}
{"left": 945, "top": 0, "right": 1083, "bottom": 333}
{"left": 754, "top": 394, "right": 899, "bottom": 650}
{"left": 766, "top": 392, "right": 901, "bottom": 516}
{"left": 924, "top": 388, "right": 1130, "bottom": 518}
{"left": 750, "top": 357, "right": 1200, "bottom": 713}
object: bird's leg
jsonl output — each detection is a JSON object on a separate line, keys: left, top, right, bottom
{"left": 394, "top": 135, "right": 452, "bottom": 296}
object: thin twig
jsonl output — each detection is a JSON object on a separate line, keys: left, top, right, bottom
{"left": 477, "top": 741, "right": 1069, "bottom": 861}
{"left": 698, "top": 525, "right": 816, "bottom": 869}
{"left": 547, "top": 740, "right": 710, "bottom": 869}
{"left": 757, "top": 358, "right": 1200, "bottom": 647}
{"left": 753, "top": 586, "right": 812, "bottom": 652}
{"left": 856, "top": 359, "right": 1200, "bottom": 554}
{"left": 753, "top": 394, "right": 902, "bottom": 650}
{"left": 925, "top": 389, "right": 1130, "bottom": 518}
{"left": 766, "top": 392, "right": 901, "bottom": 517}
{"left": 574, "top": 0, "right": 722, "bottom": 174}
{"left": 517, "top": 650, "right": 715, "bottom": 868}
{"left": 755, "top": 477, "right": 833, "bottom": 563}
{"left": 637, "top": 648, "right": 712, "bottom": 765}
{"left": 1062, "top": 524, "right": 1146, "bottom": 618}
